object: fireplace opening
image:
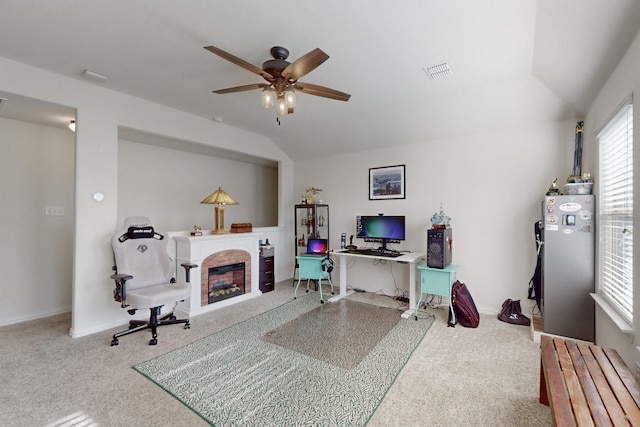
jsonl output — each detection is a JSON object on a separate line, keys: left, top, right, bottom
{"left": 208, "top": 262, "right": 246, "bottom": 304}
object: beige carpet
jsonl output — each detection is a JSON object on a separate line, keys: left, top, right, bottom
{"left": 0, "top": 282, "right": 552, "bottom": 426}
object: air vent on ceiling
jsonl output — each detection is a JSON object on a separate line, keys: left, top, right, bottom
{"left": 82, "top": 69, "right": 109, "bottom": 83}
{"left": 423, "top": 62, "right": 455, "bottom": 80}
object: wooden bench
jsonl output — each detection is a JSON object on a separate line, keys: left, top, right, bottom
{"left": 540, "top": 335, "right": 640, "bottom": 426}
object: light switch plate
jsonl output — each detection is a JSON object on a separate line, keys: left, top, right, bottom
{"left": 45, "top": 206, "right": 64, "bottom": 216}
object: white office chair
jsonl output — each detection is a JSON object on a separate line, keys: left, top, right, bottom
{"left": 294, "top": 255, "right": 334, "bottom": 303}
{"left": 110, "top": 217, "right": 196, "bottom": 346}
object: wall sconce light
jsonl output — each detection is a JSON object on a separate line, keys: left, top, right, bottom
{"left": 68, "top": 120, "right": 76, "bottom": 132}
{"left": 200, "top": 187, "right": 239, "bottom": 234}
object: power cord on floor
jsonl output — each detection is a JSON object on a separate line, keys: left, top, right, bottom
{"left": 414, "top": 295, "right": 442, "bottom": 322}
{"left": 414, "top": 311, "right": 436, "bottom": 322}
{"left": 425, "top": 294, "right": 444, "bottom": 309}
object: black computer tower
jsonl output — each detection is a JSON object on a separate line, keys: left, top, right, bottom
{"left": 427, "top": 228, "right": 452, "bottom": 268}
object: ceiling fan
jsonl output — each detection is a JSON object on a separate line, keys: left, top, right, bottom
{"left": 204, "top": 45, "right": 351, "bottom": 116}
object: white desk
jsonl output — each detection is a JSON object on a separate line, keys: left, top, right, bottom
{"left": 329, "top": 250, "right": 426, "bottom": 319}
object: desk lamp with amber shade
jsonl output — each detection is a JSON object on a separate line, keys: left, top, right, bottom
{"left": 200, "top": 187, "right": 239, "bottom": 234}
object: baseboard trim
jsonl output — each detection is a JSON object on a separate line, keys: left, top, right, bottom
{"left": 0, "top": 306, "right": 71, "bottom": 327}
{"left": 69, "top": 318, "right": 131, "bottom": 338}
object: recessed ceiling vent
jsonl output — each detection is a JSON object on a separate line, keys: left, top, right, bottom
{"left": 82, "top": 69, "right": 109, "bottom": 83}
{"left": 423, "top": 62, "right": 455, "bottom": 80}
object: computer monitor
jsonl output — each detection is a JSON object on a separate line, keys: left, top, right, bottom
{"left": 356, "top": 215, "right": 405, "bottom": 251}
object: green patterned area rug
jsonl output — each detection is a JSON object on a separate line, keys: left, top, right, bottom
{"left": 133, "top": 295, "right": 434, "bottom": 426}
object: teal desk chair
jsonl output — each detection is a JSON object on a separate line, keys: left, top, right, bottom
{"left": 294, "top": 255, "right": 334, "bottom": 303}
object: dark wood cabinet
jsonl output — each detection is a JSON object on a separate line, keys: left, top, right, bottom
{"left": 259, "top": 254, "right": 274, "bottom": 293}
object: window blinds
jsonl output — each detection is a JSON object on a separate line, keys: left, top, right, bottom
{"left": 597, "top": 102, "right": 634, "bottom": 323}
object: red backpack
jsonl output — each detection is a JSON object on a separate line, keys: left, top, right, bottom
{"left": 448, "top": 280, "right": 480, "bottom": 328}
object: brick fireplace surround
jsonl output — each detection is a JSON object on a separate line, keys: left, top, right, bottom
{"left": 170, "top": 232, "right": 263, "bottom": 317}
{"left": 201, "top": 250, "right": 250, "bottom": 305}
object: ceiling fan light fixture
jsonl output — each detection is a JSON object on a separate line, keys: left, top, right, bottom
{"left": 261, "top": 87, "right": 275, "bottom": 109}
{"left": 284, "top": 87, "right": 296, "bottom": 108}
{"left": 277, "top": 95, "right": 289, "bottom": 116}
{"left": 205, "top": 44, "right": 350, "bottom": 118}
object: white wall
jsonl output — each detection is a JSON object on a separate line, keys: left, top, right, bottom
{"left": 117, "top": 139, "right": 278, "bottom": 230}
{"left": 0, "top": 55, "right": 294, "bottom": 338}
{"left": 0, "top": 118, "right": 75, "bottom": 325}
{"left": 294, "top": 120, "right": 574, "bottom": 313}
{"left": 583, "top": 28, "right": 640, "bottom": 368}
{"left": 2, "top": 22, "right": 636, "bottom": 344}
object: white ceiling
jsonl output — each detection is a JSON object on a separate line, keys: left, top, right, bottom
{"left": 0, "top": 0, "right": 639, "bottom": 160}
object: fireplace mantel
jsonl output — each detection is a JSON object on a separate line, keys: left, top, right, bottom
{"left": 171, "top": 232, "right": 263, "bottom": 317}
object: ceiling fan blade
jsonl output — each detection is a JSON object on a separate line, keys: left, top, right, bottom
{"left": 213, "top": 83, "right": 267, "bottom": 94}
{"left": 281, "top": 48, "right": 329, "bottom": 82}
{"left": 204, "top": 45, "right": 274, "bottom": 80}
{"left": 296, "top": 82, "right": 351, "bottom": 102}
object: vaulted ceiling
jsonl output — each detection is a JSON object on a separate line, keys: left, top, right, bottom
{"left": 0, "top": 0, "right": 639, "bottom": 160}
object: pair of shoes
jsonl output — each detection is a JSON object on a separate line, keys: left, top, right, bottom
{"left": 498, "top": 299, "right": 531, "bottom": 326}
{"left": 510, "top": 300, "right": 531, "bottom": 326}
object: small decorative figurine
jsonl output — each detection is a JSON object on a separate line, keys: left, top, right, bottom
{"left": 430, "top": 203, "right": 451, "bottom": 229}
{"left": 306, "top": 187, "right": 323, "bottom": 204}
{"left": 190, "top": 225, "right": 202, "bottom": 236}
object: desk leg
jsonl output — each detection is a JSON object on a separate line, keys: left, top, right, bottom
{"left": 328, "top": 254, "right": 352, "bottom": 303}
{"left": 401, "top": 261, "right": 418, "bottom": 319}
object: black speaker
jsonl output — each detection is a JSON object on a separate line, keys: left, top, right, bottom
{"left": 427, "top": 228, "right": 452, "bottom": 268}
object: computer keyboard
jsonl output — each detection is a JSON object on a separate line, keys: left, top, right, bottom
{"left": 347, "top": 249, "right": 402, "bottom": 258}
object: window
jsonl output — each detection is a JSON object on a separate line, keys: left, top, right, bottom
{"left": 598, "top": 101, "right": 633, "bottom": 324}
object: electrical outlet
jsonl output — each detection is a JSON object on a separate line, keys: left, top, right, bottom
{"left": 45, "top": 206, "right": 64, "bottom": 216}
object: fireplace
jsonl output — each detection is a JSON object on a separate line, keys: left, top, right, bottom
{"left": 199, "top": 249, "right": 252, "bottom": 307}
{"left": 172, "top": 232, "right": 263, "bottom": 317}
{"left": 208, "top": 262, "right": 245, "bottom": 303}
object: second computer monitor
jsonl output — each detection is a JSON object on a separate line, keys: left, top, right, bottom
{"left": 356, "top": 215, "right": 405, "bottom": 253}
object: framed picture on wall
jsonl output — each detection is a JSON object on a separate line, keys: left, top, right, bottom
{"left": 369, "top": 165, "right": 405, "bottom": 200}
